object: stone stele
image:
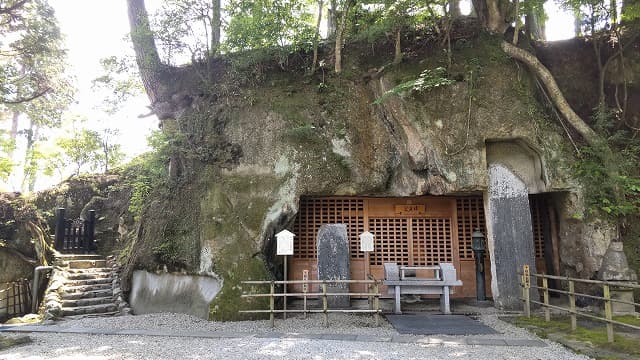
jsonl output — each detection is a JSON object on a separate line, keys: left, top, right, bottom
{"left": 316, "top": 224, "right": 350, "bottom": 308}
{"left": 597, "top": 241, "right": 638, "bottom": 315}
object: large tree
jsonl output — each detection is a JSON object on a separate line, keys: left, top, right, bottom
{"left": 1, "top": 0, "right": 73, "bottom": 192}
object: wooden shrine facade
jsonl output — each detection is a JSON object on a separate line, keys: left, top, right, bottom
{"left": 289, "top": 195, "right": 550, "bottom": 298}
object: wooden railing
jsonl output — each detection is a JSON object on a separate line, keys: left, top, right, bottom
{"left": 0, "top": 279, "right": 31, "bottom": 322}
{"left": 240, "top": 279, "right": 382, "bottom": 327}
{"left": 520, "top": 265, "right": 640, "bottom": 343}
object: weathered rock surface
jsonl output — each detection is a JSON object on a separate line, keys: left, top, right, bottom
{"left": 115, "top": 37, "right": 622, "bottom": 317}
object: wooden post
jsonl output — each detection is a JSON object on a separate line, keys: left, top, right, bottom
{"left": 603, "top": 284, "right": 614, "bottom": 343}
{"left": 523, "top": 265, "right": 531, "bottom": 318}
{"left": 524, "top": 285, "right": 531, "bottom": 318}
{"left": 85, "top": 210, "right": 96, "bottom": 253}
{"left": 569, "top": 280, "right": 577, "bottom": 331}
{"left": 54, "top": 208, "right": 65, "bottom": 251}
{"left": 270, "top": 281, "right": 275, "bottom": 328}
{"left": 302, "top": 270, "right": 308, "bottom": 319}
{"left": 322, "top": 282, "right": 328, "bottom": 327}
{"left": 374, "top": 282, "right": 380, "bottom": 327}
{"left": 283, "top": 255, "right": 287, "bottom": 320}
{"left": 543, "top": 277, "right": 550, "bottom": 322}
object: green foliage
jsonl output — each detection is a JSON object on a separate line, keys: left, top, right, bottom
{"left": 121, "top": 130, "right": 172, "bottom": 219}
{"left": 0, "top": 0, "right": 73, "bottom": 109}
{"left": 91, "top": 56, "right": 143, "bottom": 115}
{"left": 374, "top": 67, "right": 455, "bottom": 104}
{"left": 223, "top": 0, "right": 316, "bottom": 64}
{"left": 573, "top": 109, "right": 640, "bottom": 222}
{"left": 152, "top": 237, "right": 188, "bottom": 268}
{"left": 152, "top": 0, "right": 222, "bottom": 63}
{"left": 98, "top": 128, "right": 125, "bottom": 173}
{"left": 0, "top": 131, "right": 15, "bottom": 181}
{"left": 56, "top": 128, "right": 102, "bottom": 176}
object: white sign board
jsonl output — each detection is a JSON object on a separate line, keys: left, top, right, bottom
{"left": 276, "top": 229, "right": 295, "bottom": 255}
{"left": 359, "top": 231, "right": 374, "bottom": 252}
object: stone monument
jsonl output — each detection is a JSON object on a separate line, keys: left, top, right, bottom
{"left": 597, "top": 240, "right": 638, "bottom": 315}
{"left": 317, "top": 224, "right": 350, "bottom": 308}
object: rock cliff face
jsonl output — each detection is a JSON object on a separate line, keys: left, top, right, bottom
{"left": 119, "top": 36, "right": 620, "bottom": 316}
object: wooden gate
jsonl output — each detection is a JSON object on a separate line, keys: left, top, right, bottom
{"left": 54, "top": 208, "right": 97, "bottom": 254}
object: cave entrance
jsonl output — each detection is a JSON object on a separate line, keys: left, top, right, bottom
{"left": 288, "top": 195, "right": 551, "bottom": 300}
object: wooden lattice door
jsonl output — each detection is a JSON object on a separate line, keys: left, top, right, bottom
{"left": 289, "top": 196, "right": 459, "bottom": 298}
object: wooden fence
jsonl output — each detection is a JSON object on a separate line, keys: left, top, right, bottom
{"left": 0, "top": 279, "right": 31, "bottom": 322}
{"left": 520, "top": 265, "right": 640, "bottom": 343}
{"left": 54, "top": 208, "right": 96, "bottom": 253}
{"left": 240, "top": 279, "right": 382, "bottom": 327}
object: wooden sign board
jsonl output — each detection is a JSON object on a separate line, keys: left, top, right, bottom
{"left": 302, "top": 270, "right": 309, "bottom": 293}
{"left": 359, "top": 231, "right": 374, "bottom": 252}
{"left": 276, "top": 230, "right": 295, "bottom": 255}
{"left": 394, "top": 204, "right": 426, "bottom": 216}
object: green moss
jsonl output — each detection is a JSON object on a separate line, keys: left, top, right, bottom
{"left": 513, "top": 316, "right": 640, "bottom": 358}
{"left": 285, "top": 124, "right": 323, "bottom": 145}
{"left": 0, "top": 335, "right": 31, "bottom": 350}
{"left": 612, "top": 315, "right": 640, "bottom": 327}
{"left": 208, "top": 256, "right": 272, "bottom": 321}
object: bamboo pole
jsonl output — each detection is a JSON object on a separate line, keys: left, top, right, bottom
{"left": 374, "top": 282, "right": 380, "bottom": 327}
{"left": 269, "top": 281, "right": 275, "bottom": 328}
{"left": 523, "top": 268, "right": 531, "bottom": 318}
{"left": 569, "top": 280, "right": 577, "bottom": 331}
{"left": 603, "top": 284, "right": 614, "bottom": 343}
{"left": 543, "top": 277, "right": 550, "bottom": 322}
{"left": 322, "top": 282, "right": 328, "bottom": 327}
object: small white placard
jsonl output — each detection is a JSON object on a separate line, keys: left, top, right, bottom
{"left": 359, "top": 231, "right": 374, "bottom": 252}
{"left": 276, "top": 229, "right": 295, "bottom": 255}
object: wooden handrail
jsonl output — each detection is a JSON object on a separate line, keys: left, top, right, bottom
{"left": 520, "top": 265, "right": 640, "bottom": 343}
{"left": 240, "top": 278, "right": 382, "bottom": 328}
{"left": 518, "top": 272, "right": 640, "bottom": 289}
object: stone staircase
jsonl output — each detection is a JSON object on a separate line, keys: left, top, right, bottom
{"left": 43, "top": 254, "right": 128, "bottom": 319}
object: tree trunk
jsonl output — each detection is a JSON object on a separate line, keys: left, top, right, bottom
{"left": 471, "top": 0, "right": 486, "bottom": 22}
{"left": 210, "top": 0, "right": 221, "bottom": 56}
{"left": 311, "top": 0, "right": 324, "bottom": 73}
{"left": 485, "top": 0, "right": 509, "bottom": 33}
{"left": 525, "top": 12, "right": 545, "bottom": 41}
{"left": 393, "top": 27, "right": 402, "bottom": 65}
{"left": 334, "top": 0, "right": 354, "bottom": 74}
{"left": 328, "top": 0, "right": 338, "bottom": 38}
{"left": 449, "top": 0, "right": 461, "bottom": 17}
{"left": 501, "top": 41, "right": 601, "bottom": 146}
{"left": 127, "top": 0, "right": 164, "bottom": 104}
{"left": 9, "top": 110, "right": 19, "bottom": 158}
{"left": 512, "top": 0, "right": 520, "bottom": 45}
{"left": 103, "top": 140, "right": 109, "bottom": 173}
{"left": 20, "top": 121, "right": 37, "bottom": 193}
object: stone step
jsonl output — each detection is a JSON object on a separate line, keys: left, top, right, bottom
{"left": 62, "top": 311, "right": 120, "bottom": 320}
{"left": 65, "top": 277, "right": 113, "bottom": 286}
{"left": 66, "top": 268, "right": 112, "bottom": 274}
{"left": 66, "top": 272, "right": 112, "bottom": 280}
{"left": 62, "top": 296, "right": 114, "bottom": 308}
{"left": 57, "top": 254, "right": 104, "bottom": 261}
{"left": 61, "top": 289, "right": 113, "bottom": 300}
{"left": 61, "top": 303, "right": 118, "bottom": 317}
{"left": 62, "top": 283, "right": 112, "bottom": 293}
{"left": 66, "top": 259, "right": 107, "bottom": 269}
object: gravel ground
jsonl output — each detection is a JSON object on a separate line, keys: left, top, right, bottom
{"left": 0, "top": 312, "right": 592, "bottom": 359}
